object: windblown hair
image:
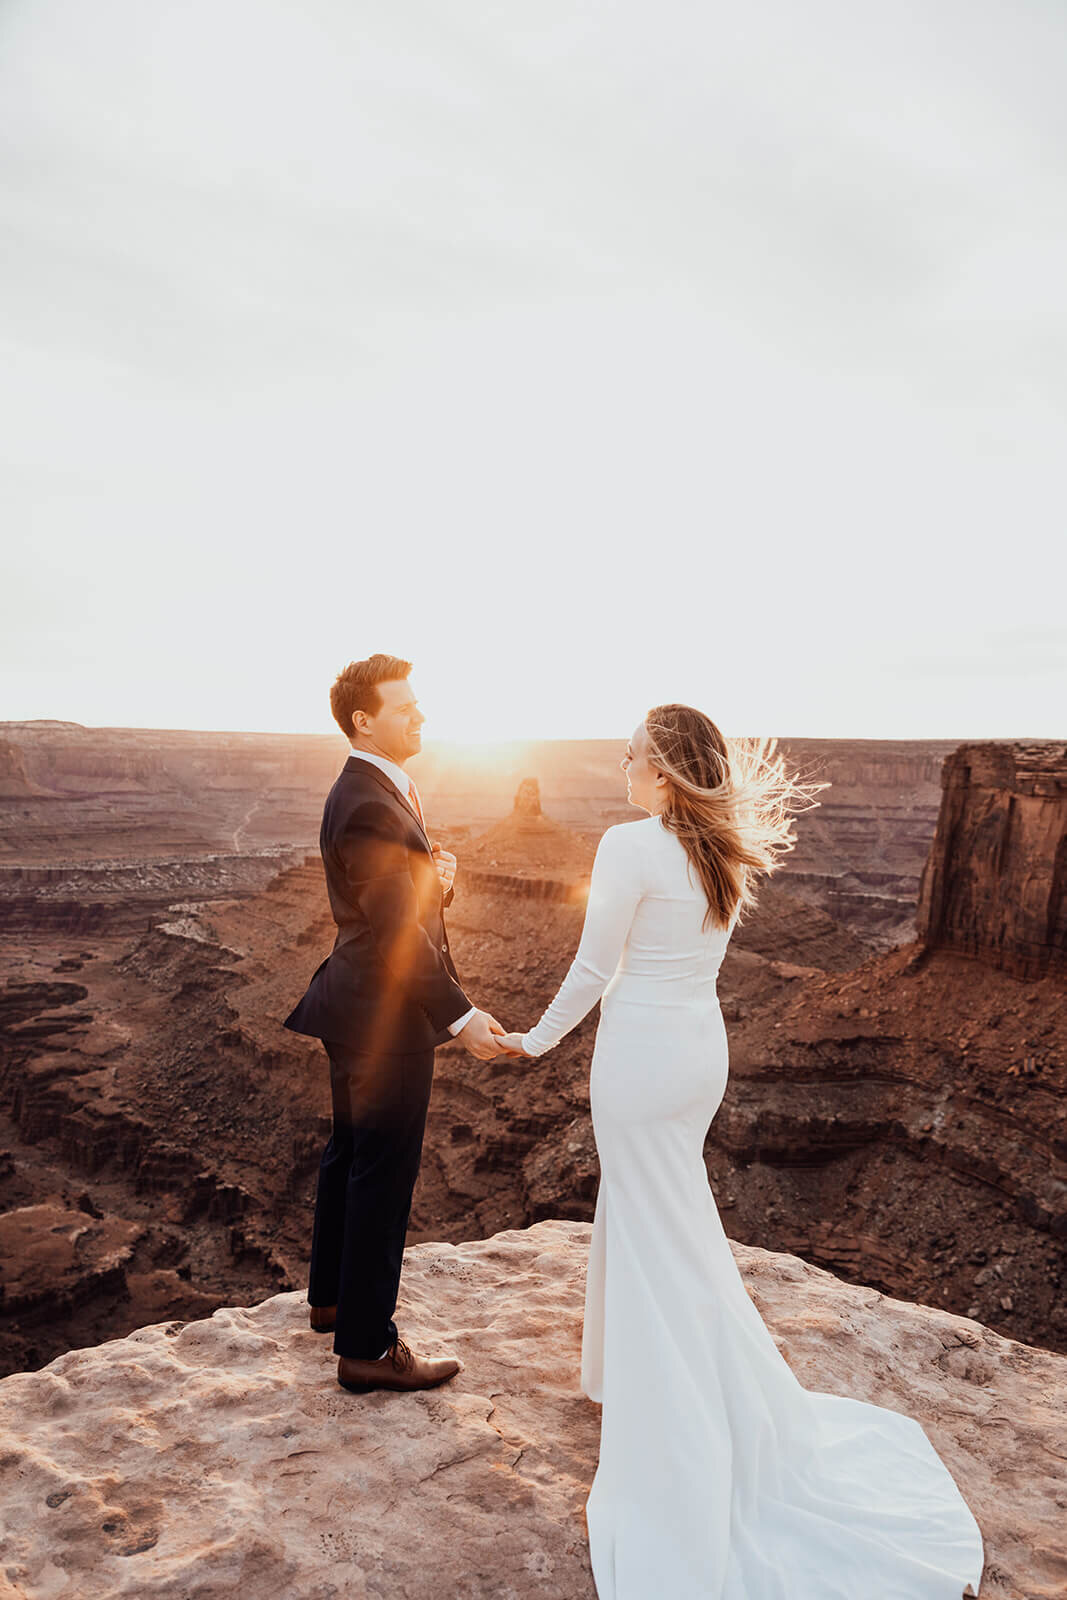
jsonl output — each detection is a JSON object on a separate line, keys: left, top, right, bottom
{"left": 330, "top": 653, "right": 413, "bottom": 740}
{"left": 643, "top": 703, "right": 828, "bottom": 931}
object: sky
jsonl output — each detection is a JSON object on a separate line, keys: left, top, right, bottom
{"left": 1, "top": 0, "right": 1065, "bottom": 742}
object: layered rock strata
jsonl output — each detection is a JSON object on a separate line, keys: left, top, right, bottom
{"left": 0, "top": 852, "right": 307, "bottom": 934}
{"left": 0, "top": 722, "right": 958, "bottom": 943}
{"left": 4, "top": 798, "right": 1063, "bottom": 1381}
{"left": 917, "top": 741, "right": 1067, "bottom": 980}
{"left": 0, "top": 857, "right": 870, "bottom": 1377}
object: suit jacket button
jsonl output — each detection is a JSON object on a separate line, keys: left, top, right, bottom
{"left": 441, "top": 943, "right": 447, "bottom": 952}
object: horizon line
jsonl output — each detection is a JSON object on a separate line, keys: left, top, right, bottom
{"left": 1, "top": 718, "right": 1062, "bottom": 746}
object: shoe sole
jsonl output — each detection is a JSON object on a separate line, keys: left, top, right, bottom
{"left": 309, "top": 1322, "right": 335, "bottom": 1334}
{"left": 337, "top": 1368, "right": 460, "bottom": 1395}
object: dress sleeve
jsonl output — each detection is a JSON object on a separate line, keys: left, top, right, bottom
{"left": 521, "top": 823, "right": 646, "bottom": 1057}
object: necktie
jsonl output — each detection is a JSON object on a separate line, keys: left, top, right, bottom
{"left": 407, "top": 780, "right": 425, "bottom": 829}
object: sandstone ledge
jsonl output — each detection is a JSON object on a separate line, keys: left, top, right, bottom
{"left": 0, "top": 1220, "right": 1063, "bottom": 1600}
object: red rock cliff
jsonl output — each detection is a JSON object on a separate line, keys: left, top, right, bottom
{"left": 916, "top": 741, "right": 1067, "bottom": 979}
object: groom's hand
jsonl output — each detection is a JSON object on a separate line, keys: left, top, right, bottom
{"left": 431, "top": 842, "right": 457, "bottom": 894}
{"left": 456, "top": 1009, "right": 508, "bottom": 1061}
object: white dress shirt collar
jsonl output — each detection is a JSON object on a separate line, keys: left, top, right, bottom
{"left": 346, "top": 745, "right": 418, "bottom": 804}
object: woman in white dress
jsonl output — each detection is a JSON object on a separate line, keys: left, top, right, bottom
{"left": 495, "top": 704, "right": 984, "bottom": 1600}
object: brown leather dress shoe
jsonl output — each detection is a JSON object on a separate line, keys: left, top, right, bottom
{"left": 337, "top": 1337, "right": 461, "bottom": 1394}
{"left": 309, "top": 1303, "right": 336, "bottom": 1333}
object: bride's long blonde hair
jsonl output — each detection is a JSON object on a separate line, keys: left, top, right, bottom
{"left": 644, "top": 704, "right": 828, "bottom": 931}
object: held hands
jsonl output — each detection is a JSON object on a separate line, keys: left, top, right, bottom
{"left": 456, "top": 1010, "right": 510, "bottom": 1061}
{"left": 431, "top": 842, "right": 457, "bottom": 895}
{"left": 494, "top": 1032, "right": 532, "bottom": 1057}
{"left": 455, "top": 1014, "right": 533, "bottom": 1062}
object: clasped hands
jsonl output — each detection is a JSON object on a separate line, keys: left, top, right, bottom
{"left": 454, "top": 1011, "right": 531, "bottom": 1061}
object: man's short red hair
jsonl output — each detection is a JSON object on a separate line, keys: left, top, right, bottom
{"left": 329, "top": 654, "right": 413, "bottom": 739}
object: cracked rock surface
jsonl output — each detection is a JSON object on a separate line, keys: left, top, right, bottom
{"left": 1, "top": 1219, "right": 1064, "bottom": 1599}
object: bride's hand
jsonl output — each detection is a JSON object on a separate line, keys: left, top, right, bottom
{"left": 494, "top": 1031, "right": 532, "bottom": 1057}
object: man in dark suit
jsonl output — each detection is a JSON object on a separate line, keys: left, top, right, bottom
{"left": 284, "top": 653, "right": 508, "bottom": 1393}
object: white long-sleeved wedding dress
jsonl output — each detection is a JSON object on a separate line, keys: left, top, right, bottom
{"left": 520, "top": 816, "right": 984, "bottom": 1600}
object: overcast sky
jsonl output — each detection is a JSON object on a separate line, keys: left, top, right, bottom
{"left": 1, "top": 0, "right": 1064, "bottom": 741}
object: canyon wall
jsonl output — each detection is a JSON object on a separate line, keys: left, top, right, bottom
{"left": 0, "top": 851, "right": 308, "bottom": 934}
{"left": 3, "top": 731, "right": 1063, "bottom": 1384}
{"left": 5, "top": 844, "right": 1062, "bottom": 1379}
{"left": 0, "top": 740, "right": 47, "bottom": 799}
{"left": 917, "top": 741, "right": 1067, "bottom": 980}
{"left": 0, "top": 720, "right": 960, "bottom": 946}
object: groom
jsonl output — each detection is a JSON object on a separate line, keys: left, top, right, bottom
{"left": 283, "top": 653, "right": 509, "bottom": 1393}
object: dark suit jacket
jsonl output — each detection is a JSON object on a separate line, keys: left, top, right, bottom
{"left": 283, "top": 756, "right": 473, "bottom": 1054}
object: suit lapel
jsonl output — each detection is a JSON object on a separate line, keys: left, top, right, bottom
{"left": 344, "top": 756, "right": 433, "bottom": 851}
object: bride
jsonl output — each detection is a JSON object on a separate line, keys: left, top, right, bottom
{"left": 495, "top": 704, "right": 984, "bottom": 1600}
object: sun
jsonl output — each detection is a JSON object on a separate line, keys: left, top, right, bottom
{"left": 417, "top": 738, "right": 536, "bottom": 776}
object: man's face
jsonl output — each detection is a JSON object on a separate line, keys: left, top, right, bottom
{"left": 354, "top": 677, "right": 425, "bottom": 764}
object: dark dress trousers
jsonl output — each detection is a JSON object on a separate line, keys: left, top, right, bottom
{"left": 283, "top": 756, "right": 473, "bottom": 1358}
